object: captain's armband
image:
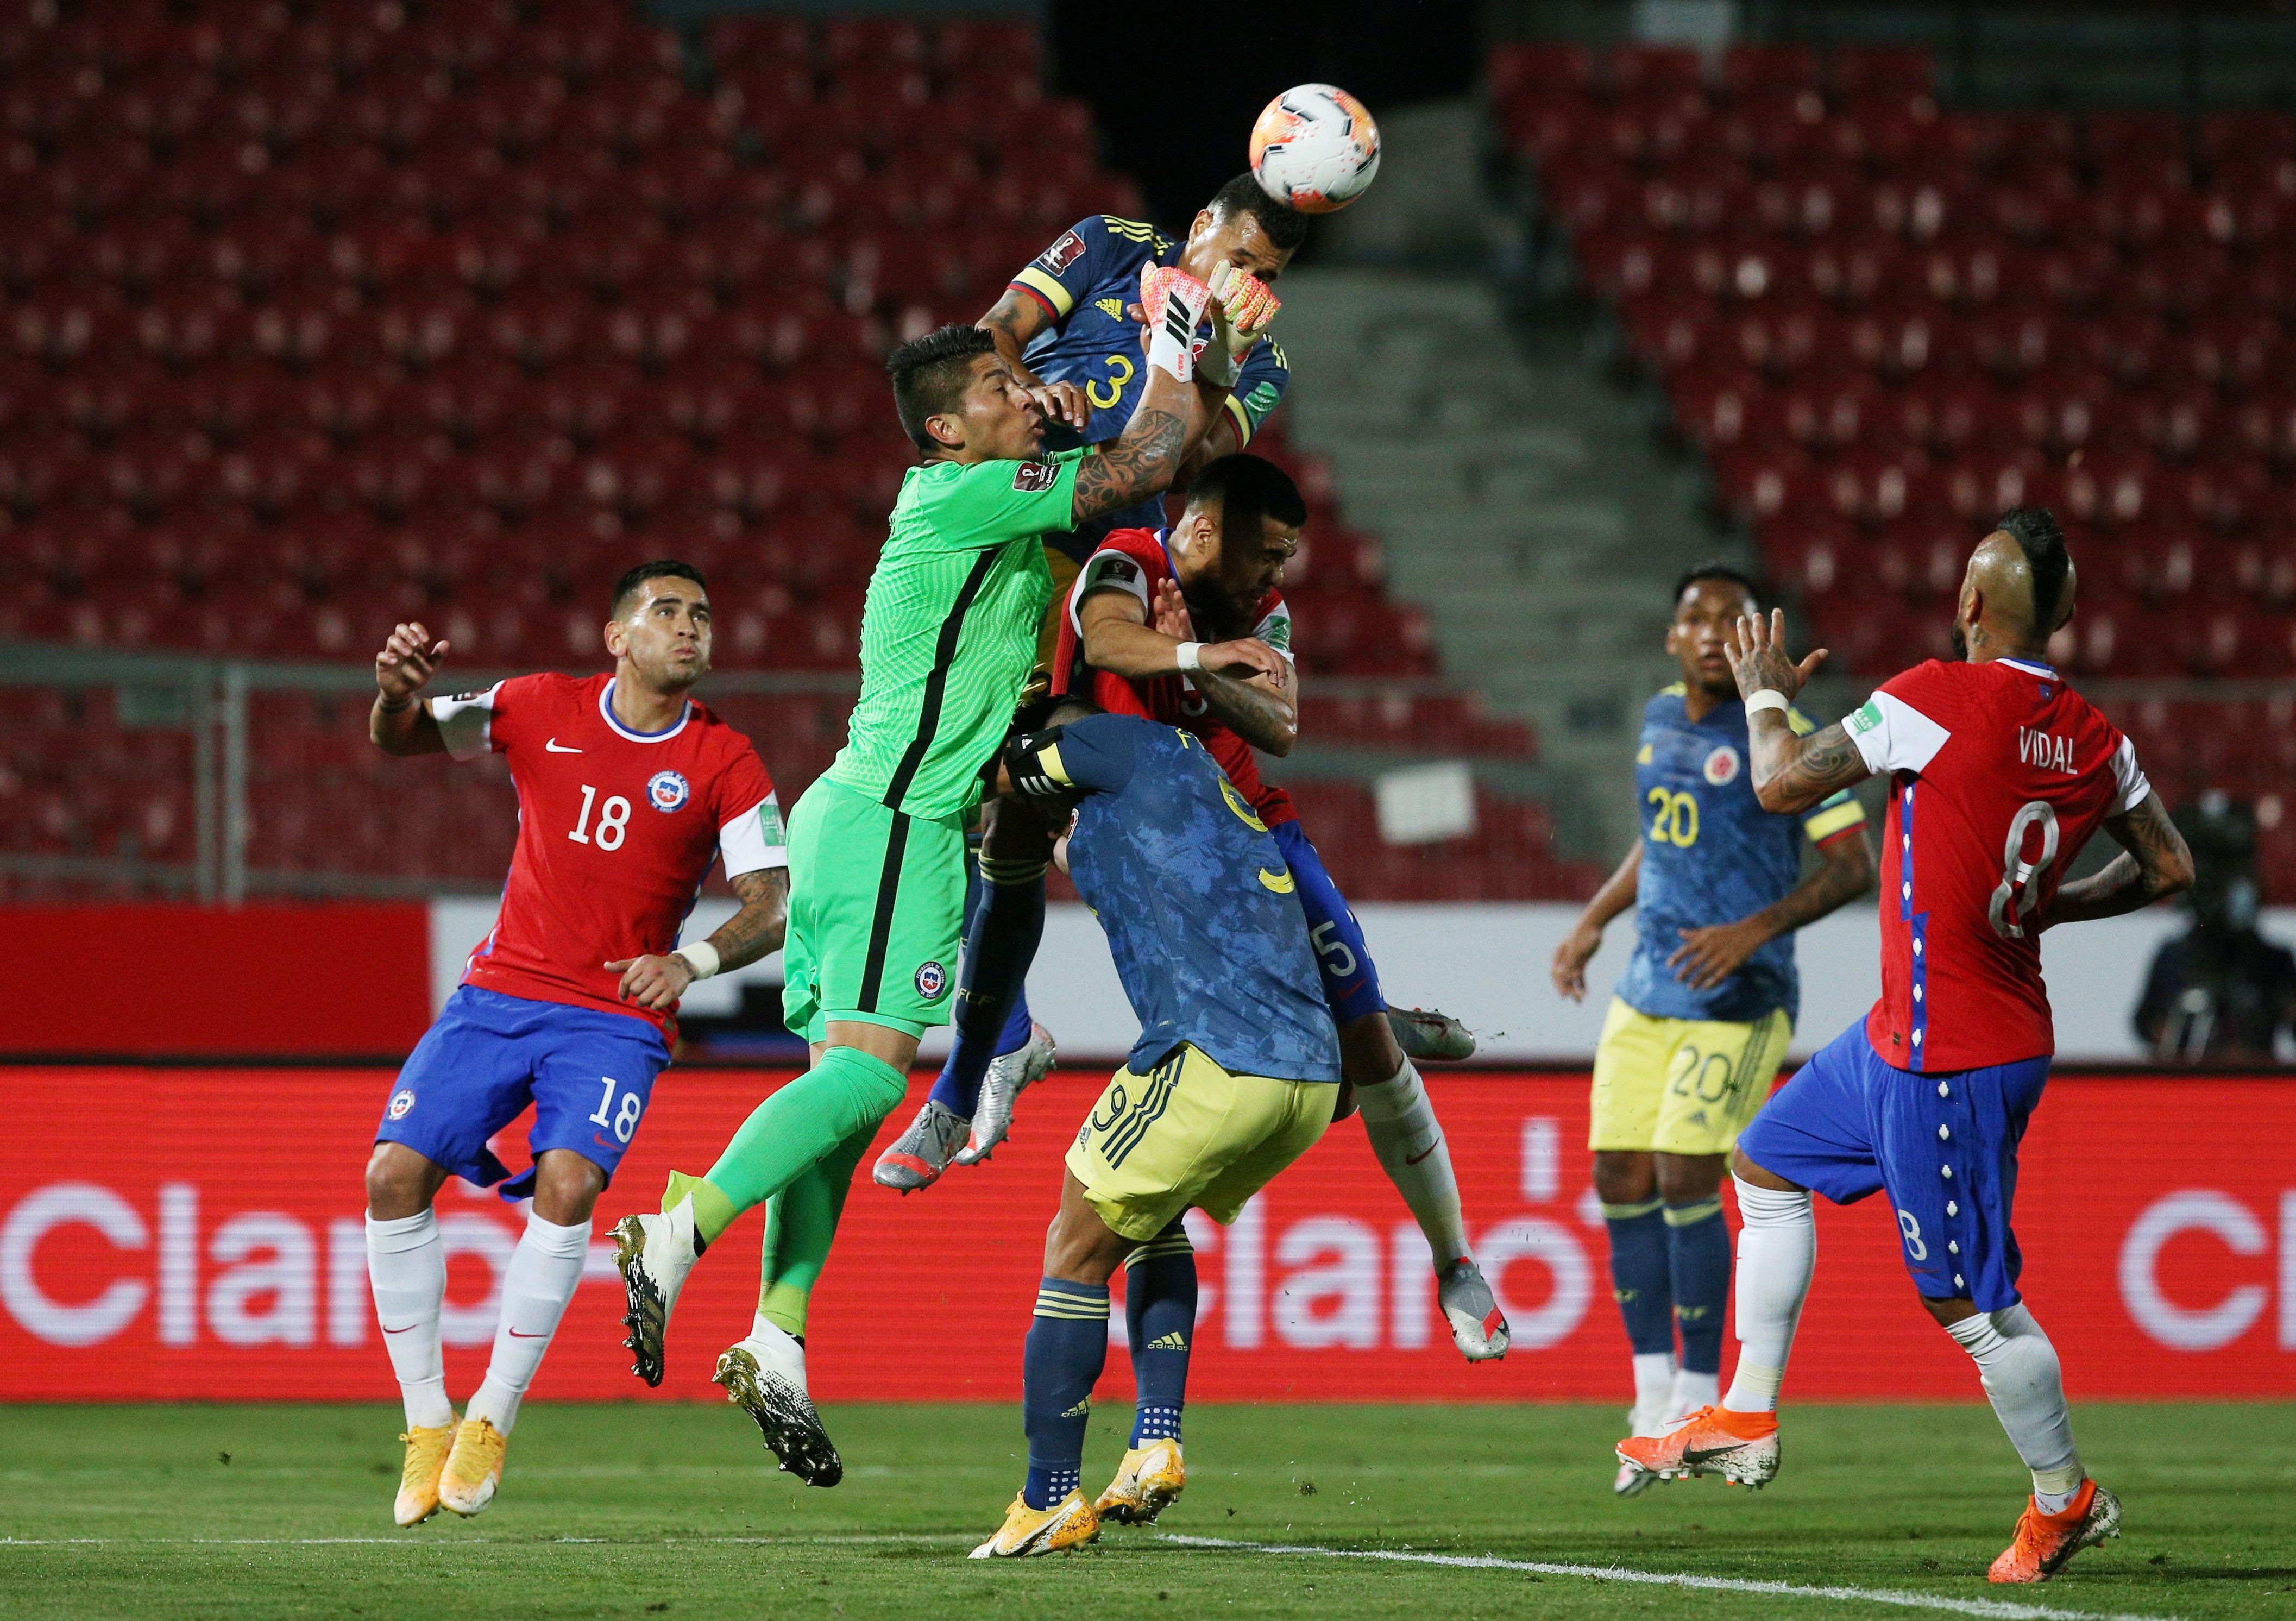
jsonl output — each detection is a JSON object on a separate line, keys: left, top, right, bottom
{"left": 1003, "top": 726, "right": 1076, "bottom": 802}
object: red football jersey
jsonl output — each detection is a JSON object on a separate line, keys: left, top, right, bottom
{"left": 1845, "top": 656, "right": 2149, "bottom": 1070}
{"left": 1051, "top": 526, "right": 1298, "bottom": 828}
{"left": 431, "top": 672, "right": 784, "bottom": 1034}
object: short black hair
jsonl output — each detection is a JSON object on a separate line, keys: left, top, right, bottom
{"left": 1182, "top": 453, "right": 1307, "bottom": 544}
{"left": 611, "top": 560, "right": 707, "bottom": 619}
{"left": 886, "top": 323, "right": 997, "bottom": 453}
{"left": 1672, "top": 562, "right": 1763, "bottom": 611}
{"left": 1208, "top": 172, "right": 1311, "bottom": 254}
{"left": 1993, "top": 506, "right": 2072, "bottom": 635}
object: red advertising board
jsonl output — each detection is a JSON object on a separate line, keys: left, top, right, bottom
{"left": 2, "top": 1067, "right": 2289, "bottom": 1403}
{"left": 0, "top": 906, "right": 433, "bottom": 1056}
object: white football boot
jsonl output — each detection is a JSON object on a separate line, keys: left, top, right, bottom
{"left": 612, "top": 1197, "right": 702, "bottom": 1388}
{"left": 714, "top": 1317, "right": 842, "bottom": 1487}
{"left": 871, "top": 1098, "right": 972, "bottom": 1193}
{"left": 1615, "top": 1403, "right": 1666, "bottom": 1497}
{"left": 1439, "top": 1257, "right": 1511, "bottom": 1361}
{"left": 953, "top": 1022, "right": 1058, "bottom": 1165}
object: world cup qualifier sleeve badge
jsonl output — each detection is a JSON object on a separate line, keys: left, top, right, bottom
{"left": 646, "top": 769, "right": 691, "bottom": 812}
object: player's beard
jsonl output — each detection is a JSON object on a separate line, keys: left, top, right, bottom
{"left": 1180, "top": 576, "right": 1250, "bottom": 642}
{"left": 1949, "top": 623, "right": 1970, "bottom": 661}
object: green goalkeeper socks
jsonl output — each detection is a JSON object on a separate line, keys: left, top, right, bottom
{"left": 690, "top": 1045, "right": 908, "bottom": 1246}
{"left": 756, "top": 1121, "right": 875, "bottom": 1337}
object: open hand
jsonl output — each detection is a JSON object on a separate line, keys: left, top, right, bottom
{"left": 376, "top": 621, "right": 448, "bottom": 703}
{"left": 1152, "top": 577, "right": 1197, "bottom": 641}
{"left": 1023, "top": 379, "right": 1090, "bottom": 430}
{"left": 1551, "top": 920, "right": 1602, "bottom": 1001}
{"left": 1667, "top": 919, "right": 1770, "bottom": 991}
{"left": 606, "top": 953, "right": 695, "bottom": 1011}
{"left": 1199, "top": 638, "right": 1287, "bottom": 687}
{"left": 1725, "top": 608, "right": 1827, "bottom": 703}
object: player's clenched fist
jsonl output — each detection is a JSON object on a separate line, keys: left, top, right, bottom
{"left": 606, "top": 952, "right": 693, "bottom": 1011}
{"left": 375, "top": 621, "right": 449, "bottom": 705}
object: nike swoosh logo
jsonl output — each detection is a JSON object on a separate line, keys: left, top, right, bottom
{"left": 1405, "top": 1139, "right": 1443, "bottom": 1165}
{"left": 381, "top": 1324, "right": 417, "bottom": 1335}
{"left": 545, "top": 738, "right": 582, "bottom": 753}
{"left": 506, "top": 1329, "right": 548, "bottom": 1339}
{"left": 1681, "top": 1444, "right": 1746, "bottom": 1464}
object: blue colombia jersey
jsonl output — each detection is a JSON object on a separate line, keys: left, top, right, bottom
{"left": 1006, "top": 214, "right": 1292, "bottom": 561}
{"left": 1024, "top": 712, "right": 1339, "bottom": 1084}
{"left": 1616, "top": 686, "right": 1869, "bottom": 1026}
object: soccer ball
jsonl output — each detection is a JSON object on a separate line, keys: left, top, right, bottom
{"left": 1248, "top": 84, "right": 1381, "bottom": 215}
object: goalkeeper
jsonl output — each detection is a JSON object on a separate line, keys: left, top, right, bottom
{"left": 611, "top": 269, "right": 1235, "bottom": 1485}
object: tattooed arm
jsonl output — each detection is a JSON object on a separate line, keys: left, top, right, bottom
{"left": 2043, "top": 791, "right": 2194, "bottom": 926}
{"left": 705, "top": 866, "right": 791, "bottom": 969}
{"left": 1725, "top": 607, "right": 1874, "bottom": 813}
{"left": 1069, "top": 292, "right": 1225, "bottom": 524}
{"left": 606, "top": 866, "right": 790, "bottom": 1012}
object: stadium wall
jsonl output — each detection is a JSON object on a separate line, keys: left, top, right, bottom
{"left": 2, "top": 1068, "right": 2289, "bottom": 1404}
{"left": 477, "top": 899, "right": 2291, "bottom": 1065}
{"left": 0, "top": 900, "right": 2279, "bottom": 1063}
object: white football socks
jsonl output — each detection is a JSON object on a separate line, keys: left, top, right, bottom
{"left": 748, "top": 1310, "right": 810, "bottom": 1390}
{"left": 1721, "top": 1179, "right": 1816, "bottom": 1414}
{"left": 1631, "top": 1352, "right": 1677, "bottom": 1427}
{"left": 1355, "top": 1058, "right": 1471, "bottom": 1267}
{"left": 1943, "top": 1303, "right": 2084, "bottom": 1511}
{"left": 463, "top": 1213, "right": 592, "bottom": 1437}
{"left": 366, "top": 1210, "right": 452, "bottom": 1430}
{"left": 1669, "top": 1367, "right": 1720, "bottom": 1422}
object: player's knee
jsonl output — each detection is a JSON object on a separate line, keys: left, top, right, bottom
{"left": 1336, "top": 1011, "right": 1402, "bottom": 1085}
{"left": 530, "top": 1152, "right": 607, "bottom": 1225}
{"left": 363, "top": 1144, "right": 436, "bottom": 1218}
{"left": 1041, "top": 1207, "right": 1126, "bottom": 1286}
{"left": 1591, "top": 1151, "right": 1656, "bottom": 1205}
{"left": 1729, "top": 1146, "right": 1801, "bottom": 1192}
{"left": 1654, "top": 1152, "right": 1727, "bottom": 1205}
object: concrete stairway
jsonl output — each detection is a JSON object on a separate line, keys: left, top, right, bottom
{"left": 1276, "top": 265, "right": 1746, "bottom": 859}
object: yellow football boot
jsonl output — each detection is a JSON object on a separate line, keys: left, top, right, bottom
{"left": 393, "top": 1422, "right": 457, "bottom": 1526}
{"left": 968, "top": 1490, "right": 1101, "bottom": 1559}
{"left": 1094, "top": 1439, "right": 1185, "bottom": 1525}
{"left": 438, "top": 1416, "right": 508, "bottom": 1517}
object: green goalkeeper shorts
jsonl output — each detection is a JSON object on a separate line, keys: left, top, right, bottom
{"left": 779, "top": 776, "right": 968, "bottom": 1044}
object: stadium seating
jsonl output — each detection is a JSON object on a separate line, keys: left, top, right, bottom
{"left": 1495, "top": 40, "right": 2296, "bottom": 893}
{"left": 0, "top": 1, "right": 1429, "bottom": 679}
{"left": 0, "top": 4, "right": 1584, "bottom": 902}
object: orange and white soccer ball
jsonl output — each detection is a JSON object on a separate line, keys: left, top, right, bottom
{"left": 1248, "top": 84, "right": 1381, "bottom": 214}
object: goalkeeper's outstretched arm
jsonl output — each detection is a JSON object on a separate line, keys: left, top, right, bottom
{"left": 1070, "top": 268, "right": 1228, "bottom": 524}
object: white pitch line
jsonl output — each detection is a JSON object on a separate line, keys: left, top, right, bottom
{"left": 1159, "top": 1535, "right": 2175, "bottom": 1621}
{"left": 0, "top": 1534, "right": 968, "bottom": 1549}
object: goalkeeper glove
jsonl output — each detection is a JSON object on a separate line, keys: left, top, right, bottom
{"left": 1140, "top": 262, "right": 1214, "bottom": 383}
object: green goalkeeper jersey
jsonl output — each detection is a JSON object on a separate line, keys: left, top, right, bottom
{"left": 825, "top": 447, "right": 1087, "bottom": 819}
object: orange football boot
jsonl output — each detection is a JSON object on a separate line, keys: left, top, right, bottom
{"left": 1614, "top": 1405, "right": 1780, "bottom": 1488}
{"left": 1989, "top": 1479, "right": 2122, "bottom": 1583}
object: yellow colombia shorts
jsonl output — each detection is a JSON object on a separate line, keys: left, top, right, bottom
{"left": 1066, "top": 1042, "right": 1336, "bottom": 1242}
{"left": 1588, "top": 998, "right": 1792, "bottom": 1155}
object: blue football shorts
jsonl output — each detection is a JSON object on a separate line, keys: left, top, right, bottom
{"left": 1735, "top": 1017, "right": 2050, "bottom": 1312}
{"left": 1271, "top": 820, "right": 1387, "bottom": 1028}
{"left": 375, "top": 985, "right": 672, "bottom": 1202}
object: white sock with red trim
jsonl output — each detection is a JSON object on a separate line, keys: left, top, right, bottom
{"left": 366, "top": 1210, "right": 452, "bottom": 1430}
{"left": 1721, "top": 1179, "right": 1815, "bottom": 1414}
{"left": 1355, "top": 1059, "right": 1470, "bottom": 1267}
{"left": 464, "top": 1214, "right": 592, "bottom": 1437}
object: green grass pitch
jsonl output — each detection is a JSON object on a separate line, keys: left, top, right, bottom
{"left": 3, "top": 1403, "right": 2290, "bottom": 1619}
